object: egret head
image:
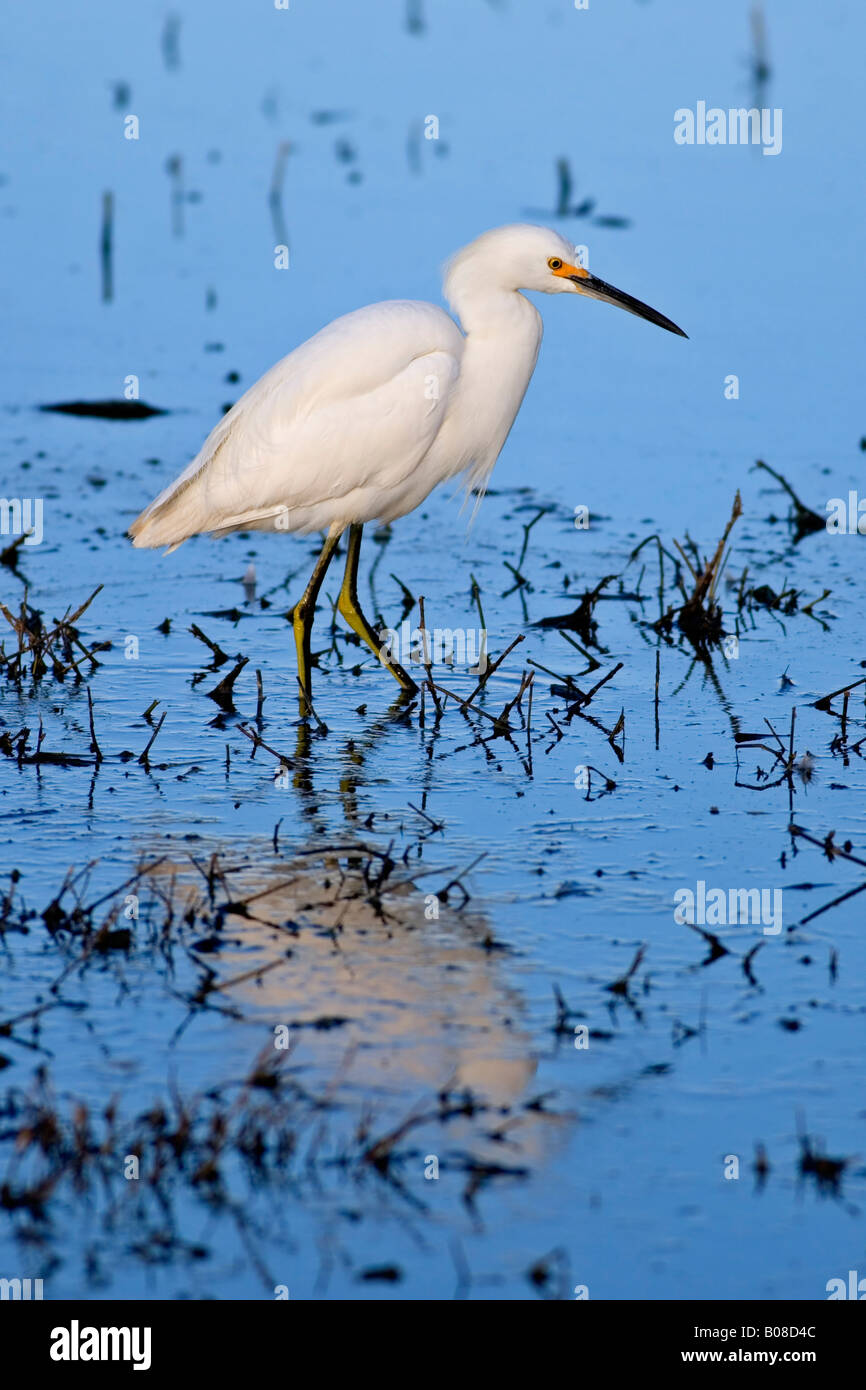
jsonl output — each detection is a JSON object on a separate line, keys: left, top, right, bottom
{"left": 445, "top": 224, "right": 687, "bottom": 337}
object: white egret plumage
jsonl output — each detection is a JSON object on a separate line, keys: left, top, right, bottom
{"left": 130, "top": 224, "right": 686, "bottom": 708}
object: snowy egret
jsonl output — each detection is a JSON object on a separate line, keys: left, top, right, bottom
{"left": 130, "top": 224, "right": 686, "bottom": 709}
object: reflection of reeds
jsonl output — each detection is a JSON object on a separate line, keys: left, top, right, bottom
{"left": 161, "top": 12, "right": 182, "bottom": 71}
{"left": 525, "top": 158, "right": 630, "bottom": 227}
{"left": 405, "top": 0, "right": 424, "bottom": 35}
{"left": 100, "top": 191, "right": 113, "bottom": 302}
{"left": 165, "top": 155, "right": 184, "bottom": 237}
{"left": 555, "top": 157, "right": 573, "bottom": 217}
{"left": 789, "top": 824, "right": 866, "bottom": 928}
{"left": 268, "top": 140, "right": 292, "bottom": 252}
{"left": 750, "top": 3, "right": 771, "bottom": 108}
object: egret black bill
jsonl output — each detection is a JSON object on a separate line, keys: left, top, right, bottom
{"left": 570, "top": 271, "right": 688, "bottom": 338}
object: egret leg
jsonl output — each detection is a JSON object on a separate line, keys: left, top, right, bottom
{"left": 292, "top": 529, "right": 343, "bottom": 714}
{"left": 337, "top": 524, "right": 419, "bottom": 695}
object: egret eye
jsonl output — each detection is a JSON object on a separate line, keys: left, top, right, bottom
{"left": 548, "top": 257, "right": 563, "bottom": 270}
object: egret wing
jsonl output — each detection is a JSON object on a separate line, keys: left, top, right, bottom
{"left": 130, "top": 301, "right": 463, "bottom": 548}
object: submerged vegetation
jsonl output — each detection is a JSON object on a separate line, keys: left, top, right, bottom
{"left": 2, "top": 464, "right": 864, "bottom": 1294}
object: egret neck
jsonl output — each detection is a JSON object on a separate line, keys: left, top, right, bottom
{"left": 442, "top": 272, "right": 543, "bottom": 490}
